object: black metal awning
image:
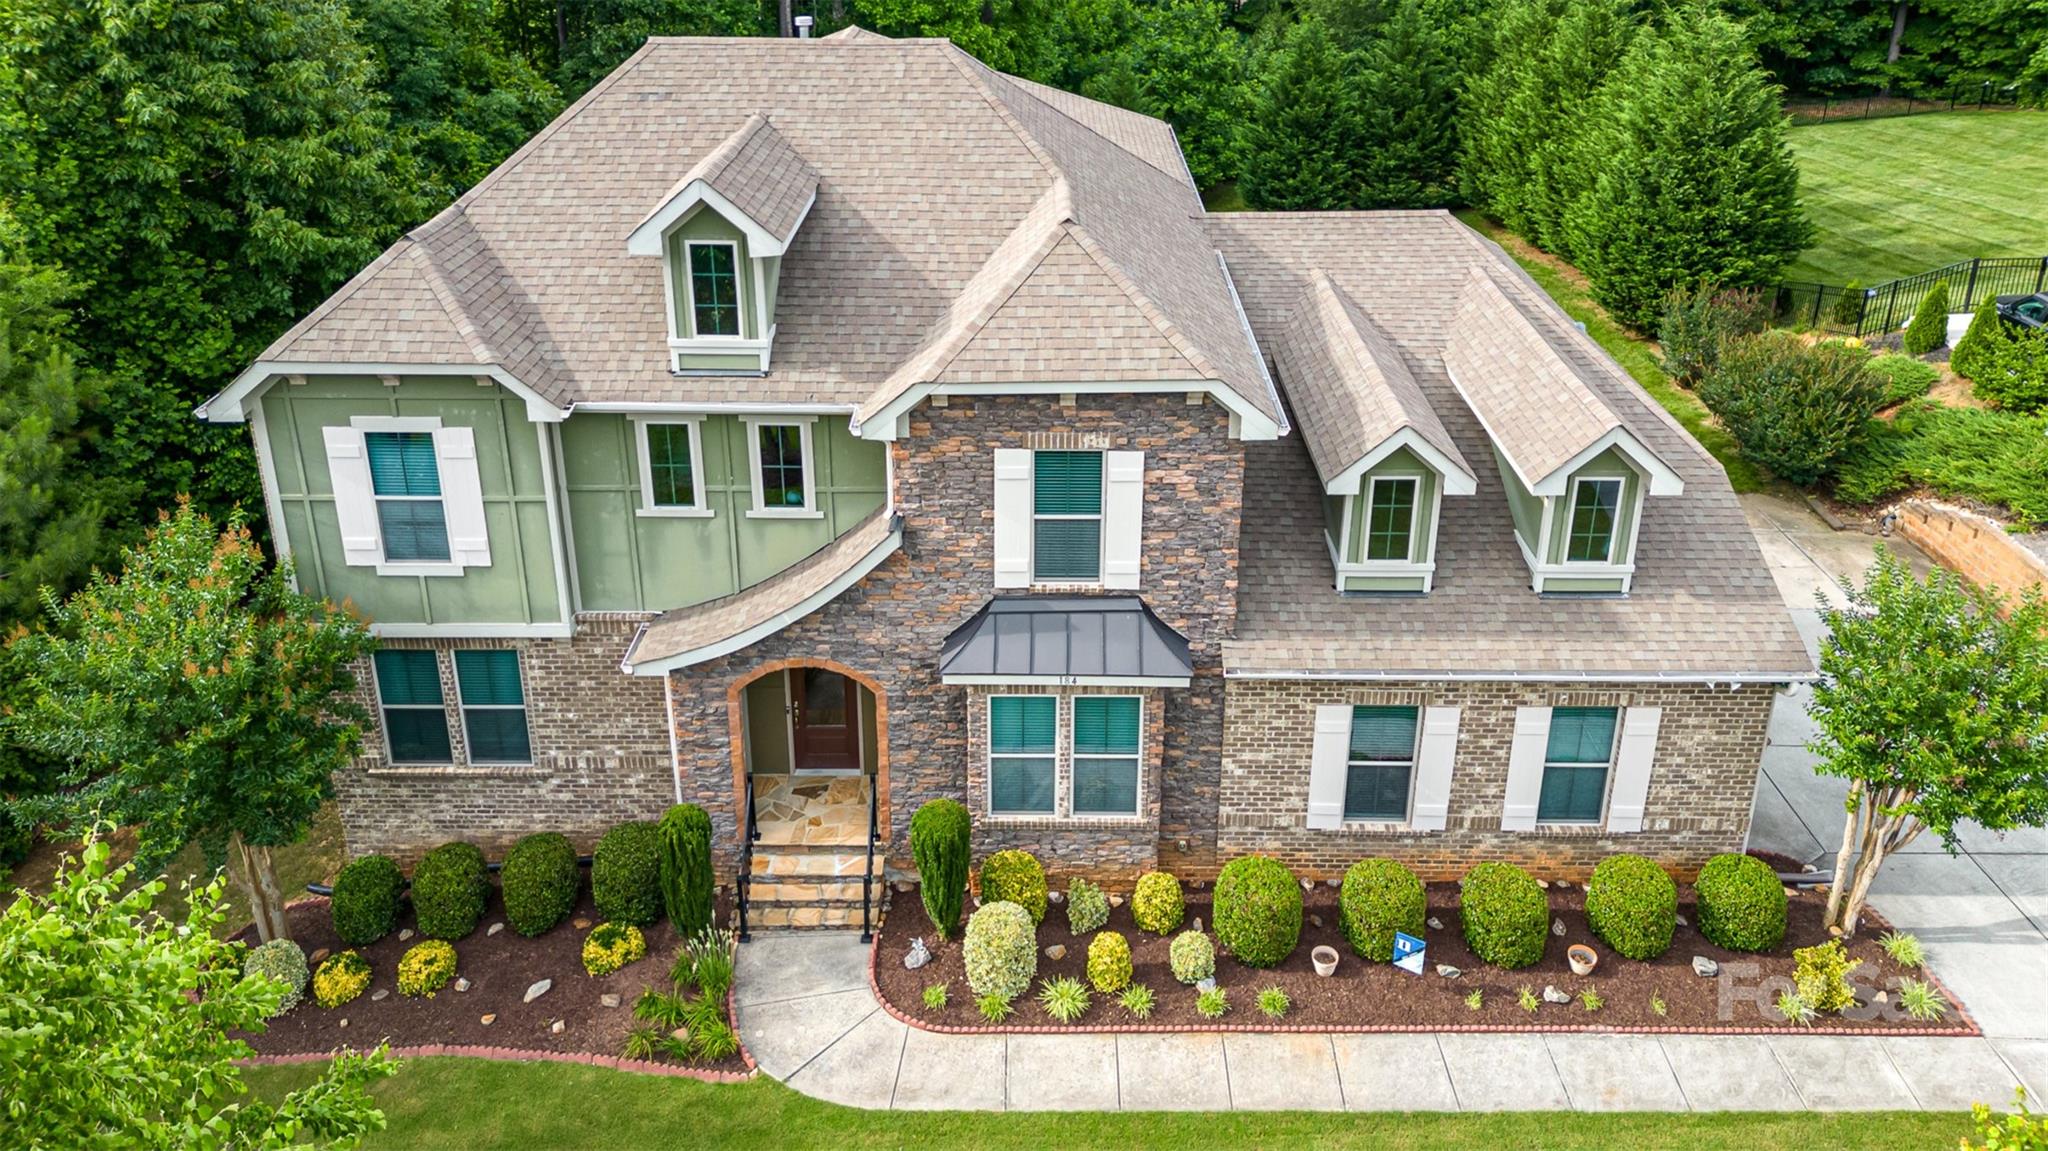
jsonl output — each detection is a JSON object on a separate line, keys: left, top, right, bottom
{"left": 937, "top": 596, "right": 1194, "bottom": 686}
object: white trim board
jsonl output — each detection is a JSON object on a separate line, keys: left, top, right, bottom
{"left": 198, "top": 362, "right": 563, "bottom": 424}
{"left": 1322, "top": 427, "right": 1478, "bottom": 497}
{"left": 852, "top": 379, "right": 1284, "bottom": 444}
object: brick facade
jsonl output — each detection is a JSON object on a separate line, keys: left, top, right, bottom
{"left": 1218, "top": 677, "right": 1778, "bottom": 882}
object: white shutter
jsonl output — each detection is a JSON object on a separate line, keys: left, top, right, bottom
{"left": 1411, "top": 706, "right": 1460, "bottom": 832}
{"left": 1501, "top": 706, "right": 1552, "bottom": 831}
{"left": 992, "top": 448, "right": 1031, "bottom": 589}
{"left": 1606, "top": 706, "right": 1662, "bottom": 833}
{"left": 323, "top": 426, "right": 382, "bottom": 567}
{"left": 1102, "top": 449, "right": 1144, "bottom": 589}
{"left": 1306, "top": 704, "right": 1352, "bottom": 830}
{"left": 435, "top": 426, "right": 491, "bottom": 568}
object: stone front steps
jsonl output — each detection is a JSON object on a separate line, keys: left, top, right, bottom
{"left": 744, "top": 841, "right": 882, "bottom": 931}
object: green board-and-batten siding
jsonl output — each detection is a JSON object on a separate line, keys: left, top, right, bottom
{"left": 260, "top": 376, "right": 563, "bottom": 627}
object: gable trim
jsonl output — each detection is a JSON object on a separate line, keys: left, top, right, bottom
{"left": 196, "top": 362, "right": 565, "bottom": 425}
{"left": 626, "top": 180, "right": 810, "bottom": 258}
{"left": 1323, "top": 427, "right": 1480, "bottom": 497}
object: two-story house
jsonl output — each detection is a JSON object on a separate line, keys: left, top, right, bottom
{"left": 198, "top": 28, "right": 1811, "bottom": 927}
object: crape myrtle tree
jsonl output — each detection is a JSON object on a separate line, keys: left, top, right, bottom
{"left": 5, "top": 502, "right": 375, "bottom": 942}
{"left": 0, "top": 829, "right": 397, "bottom": 1148}
{"left": 1809, "top": 549, "right": 2048, "bottom": 935}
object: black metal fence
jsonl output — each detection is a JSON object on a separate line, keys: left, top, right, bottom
{"left": 1786, "top": 83, "right": 2024, "bottom": 126}
{"left": 1776, "top": 256, "right": 2048, "bottom": 336}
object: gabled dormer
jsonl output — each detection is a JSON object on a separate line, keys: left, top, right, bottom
{"left": 1444, "top": 270, "right": 1682, "bottom": 594}
{"left": 1272, "top": 272, "right": 1477, "bottom": 594}
{"left": 626, "top": 113, "right": 818, "bottom": 373}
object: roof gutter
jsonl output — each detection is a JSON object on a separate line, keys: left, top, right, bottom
{"left": 1223, "top": 668, "right": 1816, "bottom": 686}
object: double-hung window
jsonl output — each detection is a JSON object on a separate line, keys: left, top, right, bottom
{"left": 454, "top": 650, "right": 532, "bottom": 764}
{"left": 1565, "top": 477, "right": 1623, "bottom": 563}
{"left": 1072, "top": 696, "right": 1141, "bottom": 816}
{"left": 1032, "top": 451, "right": 1103, "bottom": 582}
{"left": 1344, "top": 706, "right": 1418, "bottom": 820}
{"left": 1538, "top": 706, "right": 1618, "bottom": 822}
{"left": 1365, "top": 477, "right": 1418, "bottom": 562}
{"left": 988, "top": 696, "right": 1056, "bottom": 815}
{"left": 638, "top": 421, "right": 706, "bottom": 514}
{"left": 366, "top": 432, "right": 450, "bottom": 562}
{"left": 687, "top": 242, "right": 741, "bottom": 337}
{"left": 749, "top": 421, "right": 814, "bottom": 514}
{"left": 375, "top": 650, "right": 452, "bottom": 763}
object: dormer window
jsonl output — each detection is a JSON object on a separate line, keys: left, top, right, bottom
{"left": 1364, "top": 476, "right": 1418, "bottom": 562}
{"left": 687, "top": 242, "right": 742, "bottom": 337}
{"left": 1564, "top": 476, "right": 1624, "bottom": 564}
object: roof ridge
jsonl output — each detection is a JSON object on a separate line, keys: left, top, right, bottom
{"left": 1463, "top": 267, "right": 1618, "bottom": 435}
{"left": 936, "top": 43, "right": 1066, "bottom": 186}
{"left": 405, "top": 236, "right": 496, "bottom": 365}
{"left": 987, "top": 70, "right": 1191, "bottom": 187}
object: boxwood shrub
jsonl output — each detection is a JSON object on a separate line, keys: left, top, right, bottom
{"left": 1338, "top": 858, "right": 1426, "bottom": 962}
{"left": 1131, "top": 871, "right": 1184, "bottom": 934}
{"left": 978, "top": 849, "right": 1048, "bottom": 924}
{"left": 1168, "top": 929, "right": 1215, "bottom": 984}
{"left": 411, "top": 842, "right": 488, "bottom": 940}
{"left": 592, "top": 821, "right": 663, "bottom": 927}
{"left": 1213, "top": 854, "right": 1302, "bottom": 968}
{"left": 501, "top": 831, "right": 579, "bottom": 937}
{"left": 1459, "top": 862, "right": 1548, "bottom": 969}
{"left": 1584, "top": 853, "right": 1678, "bottom": 960}
{"left": 1695, "top": 853, "right": 1787, "bottom": 953}
{"left": 330, "top": 854, "right": 404, "bottom": 945}
{"left": 963, "top": 900, "right": 1037, "bottom": 999}
{"left": 241, "top": 939, "right": 309, "bottom": 1016}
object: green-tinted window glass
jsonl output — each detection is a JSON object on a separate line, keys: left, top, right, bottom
{"left": 1365, "top": 478, "right": 1417, "bottom": 561}
{"left": 375, "top": 501, "right": 450, "bottom": 562}
{"left": 1566, "top": 478, "right": 1623, "bottom": 562}
{"left": 365, "top": 432, "right": 440, "bottom": 496}
{"left": 1344, "top": 706, "right": 1417, "bottom": 821}
{"left": 989, "top": 696, "right": 1055, "bottom": 814}
{"left": 1546, "top": 707, "right": 1618, "bottom": 763}
{"left": 758, "top": 424, "right": 807, "bottom": 509}
{"left": 1073, "top": 696, "right": 1140, "bottom": 815}
{"left": 646, "top": 424, "right": 697, "bottom": 507}
{"left": 374, "top": 650, "right": 450, "bottom": 763}
{"left": 689, "top": 243, "right": 740, "bottom": 336}
{"left": 1538, "top": 707, "right": 1617, "bottom": 822}
{"left": 1033, "top": 451, "right": 1103, "bottom": 582}
{"left": 365, "top": 431, "right": 449, "bottom": 562}
{"left": 455, "top": 650, "right": 530, "bottom": 763}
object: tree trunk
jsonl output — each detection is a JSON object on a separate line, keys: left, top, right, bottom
{"left": 230, "top": 832, "right": 292, "bottom": 943}
{"left": 1825, "top": 784, "right": 1925, "bottom": 936}
{"left": 779, "top": 0, "right": 793, "bottom": 38}
{"left": 554, "top": 1, "right": 568, "bottom": 58}
{"left": 1887, "top": 4, "right": 1909, "bottom": 64}
{"left": 1825, "top": 779, "right": 1869, "bottom": 928}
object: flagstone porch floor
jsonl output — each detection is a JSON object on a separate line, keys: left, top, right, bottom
{"left": 753, "top": 774, "right": 871, "bottom": 847}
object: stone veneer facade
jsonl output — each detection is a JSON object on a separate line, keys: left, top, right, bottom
{"left": 1218, "top": 678, "right": 1778, "bottom": 882}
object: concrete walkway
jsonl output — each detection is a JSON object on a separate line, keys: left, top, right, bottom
{"left": 734, "top": 932, "right": 2042, "bottom": 1112}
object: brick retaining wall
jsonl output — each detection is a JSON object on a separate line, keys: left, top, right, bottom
{"left": 1892, "top": 499, "right": 2048, "bottom": 603}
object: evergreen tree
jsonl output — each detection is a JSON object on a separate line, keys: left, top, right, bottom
{"left": 1240, "top": 18, "right": 1363, "bottom": 210}
{"left": 1457, "top": 0, "right": 1564, "bottom": 233}
{"left": 1074, "top": 0, "right": 1250, "bottom": 189}
{"left": 1351, "top": 0, "right": 1459, "bottom": 208}
{"left": 1902, "top": 280, "right": 1951, "bottom": 355}
{"left": 1563, "top": 7, "right": 1813, "bottom": 332}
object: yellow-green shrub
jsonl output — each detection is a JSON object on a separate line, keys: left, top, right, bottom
{"left": 312, "top": 950, "right": 372, "bottom": 1008}
{"left": 1086, "top": 930, "right": 1132, "bottom": 994}
{"left": 1131, "top": 871, "right": 1184, "bottom": 934}
{"left": 978, "top": 850, "right": 1047, "bottom": 924}
{"left": 397, "top": 939, "right": 457, "bottom": 998}
{"left": 582, "top": 921, "right": 647, "bottom": 976}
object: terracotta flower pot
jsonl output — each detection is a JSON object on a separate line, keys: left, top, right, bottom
{"left": 1311, "top": 945, "right": 1339, "bottom": 976}
{"left": 1567, "top": 943, "right": 1598, "bottom": 976}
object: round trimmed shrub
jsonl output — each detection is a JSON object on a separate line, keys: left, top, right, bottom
{"left": 910, "top": 799, "right": 971, "bottom": 939}
{"left": 1584, "top": 853, "right": 1678, "bottom": 960}
{"left": 312, "top": 950, "right": 371, "bottom": 1009}
{"left": 501, "top": 832, "right": 579, "bottom": 937}
{"left": 1086, "top": 930, "right": 1132, "bottom": 994}
{"left": 659, "top": 804, "right": 714, "bottom": 936}
{"left": 1168, "top": 929, "right": 1214, "bottom": 984}
{"left": 411, "top": 842, "right": 488, "bottom": 940}
{"left": 397, "top": 939, "right": 457, "bottom": 997}
{"left": 978, "top": 850, "right": 1047, "bottom": 924}
{"left": 1212, "top": 855, "right": 1302, "bottom": 968}
{"left": 1338, "top": 858, "right": 1426, "bottom": 962}
{"left": 241, "top": 939, "right": 308, "bottom": 1016}
{"left": 963, "top": 900, "right": 1037, "bottom": 999}
{"left": 592, "top": 821, "right": 663, "bottom": 927}
{"left": 1695, "top": 853, "right": 1787, "bottom": 953}
{"left": 1131, "top": 871, "right": 1184, "bottom": 934}
{"left": 1458, "top": 862, "right": 1549, "bottom": 970}
{"left": 1066, "top": 876, "right": 1109, "bottom": 935}
{"left": 330, "top": 854, "right": 404, "bottom": 945}
{"left": 581, "top": 922, "right": 647, "bottom": 976}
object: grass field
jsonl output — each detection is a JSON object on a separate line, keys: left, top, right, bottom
{"left": 1786, "top": 110, "right": 2048, "bottom": 285}
{"left": 243, "top": 1059, "right": 1970, "bottom": 1150}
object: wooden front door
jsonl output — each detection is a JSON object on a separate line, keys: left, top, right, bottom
{"left": 790, "top": 667, "right": 859, "bottom": 774}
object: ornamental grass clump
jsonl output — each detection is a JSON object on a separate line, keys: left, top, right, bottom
{"left": 976, "top": 993, "right": 1014, "bottom": 1023}
{"left": 311, "top": 950, "right": 371, "bottom": 1009}
{"left": 1880, "top": 930, "right": 1926, "bottom": 968}
{"left": 1584, "top": 853, "right": 1678, "bottom": 960}
{"left": 1065, "top": 876, "right": 1109, "bottom": 935}
{"left": 1459, "top": 862, "right": 1549, "bottom": 969}
{"left": 1338, "top": 857, "right": 1426, "bottom": 962}
{"left": 241, "top": 939, "right": 308, "bottom": 1016}
{"left": 409, "top": 841, "right": 488, "bottom": 940}
{"left": 1195, "top": 986, "right": 1229, "bottom": 1019}
{"left": 330, "top": 854, "right": 404, "bottom": 945}
{"left": 1086, "top": 930, "right": 1132, "bottom": 994}
{"left": 500, "top": 831, "right": 579, "bottom": 937}
{"left": 1119, "top": 984, "right": 1155, "bottom": 1019}
{"left": 658, "top": 804, "right": 714, "bottom": 936}
{"left": 1257, "top": 986, "right": 1290, "bottom": 1019}
{"left": 1898, "top": 978, "right": 1949, "bottom": 1022}
{"left": 963, "top": 900, "right": 1037, "bottom": 999}
{"left": 1169, "top": 929, "right": 1215, "bottom": 985}
{"left": 592, "top": 821, "right": 663, "bottom": 926}
{"left": 910, "top": 799, "right": 971, "bottom": 938}
{"left": 1694, "top": 853, "right": 1786, "bottom": 953}
{"left": 922, "top": 983, "right": 949, "bottom": 1011}
{"left": 581, "top": 922, "right": 647, "bottom": 977}
{"left": 1213, "top": 854, "right": 1302, "bottom": 968}
{"left": 978, "top": 850, "right": 1048, "bottom": 924}
{"left": 1131, "top": 870, "right": 1185, "bottom": 934}
{"left": 1037, "top": 976, "right": 1091, "bottom": 1024}
{"left": 397, "top": 939, "right": 457, "bottom": 998}
{"left": 681, "top": 926, "right": 737, "bottom": 1001}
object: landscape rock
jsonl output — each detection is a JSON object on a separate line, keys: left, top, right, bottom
{"left": 454, "top": 977, "right": 471, "bottom": 993}
{"left": 1427, "top": 917, "right": 1445, "bottom": 931}
{"left": 1554, "top": 880, "right": 1572, "bottom": 890}
{"left": 1543, "top": 985, "right": 1571, "bottom": 1005}
{"left": 1300, "top": 879, "right": 1313, "bottom": 891}
{"left": 1536, "top": 879, "right": 1550, "bottom": 889}
{"left": 1552, "top": 918, "right": 1566, "bottom": 937}
{"left": 1196, "top": 977, "right": 1217, "bottom": 994}
{"left": 480, "top": 1014, "right": 496, "bottom": 1026}
{"left": 894, "top": 881, "right": 913, "bottom": 894}
{"left": 1875, "top": 990, "right": 1889, "bottom": 1005}
{"left": 488, "top": 922, "right": 504, "bottom": 936}
{"left": 551, "top": 1020, "right": 566, "bottom": 1034}
{"left": 1191, "top": 917, "right": 1203, "bottom": 934}
{"left": 398, "top": 929, "right": 414, "bottom": 942}
{"left": 1109, "top": 895, "right": 1124, "bottom": 908}
{"left": 1675, "top": 914, "right": 1689, "bottom": 927}
{"left": 904, "top": 938, "right": 931, "bottom": 971}
{"left": 1692, "top": 956, "right": 1720, "bottom": 978}
{"left": 600, "top": 994, "right": 622, "bottom": 1008}
{"left": 1436, "top": 964, "right": 1463, "bottom": 979}
{"left": 309, "top": 948, "right": 331, "bottom": 965}
{"left": 1829, "top": 925, "right": 1844, "bottom": 937}
{"left": 1326, "top": 878, "right": 1341, "bottom": 888}
{"left": 1309, "top": 915, "right": 1324, "bottom": 929}
{"left": 524, "top": 979, "right": 552, "bottom": 1004}
{"left": 1045, "top": 944, "right": 1067, "bottom": 961}
{"left": 1048, "top": 890, "right": 1064, "bottom": 904}
{"left": 338, "top": 1018, "right": 348, "bottom": 1028}
{"left": 371, "top": 989, "right": 389, "bottom": 1002}
{"left": 572, "top": 917, "right": 592, "bottom": 929}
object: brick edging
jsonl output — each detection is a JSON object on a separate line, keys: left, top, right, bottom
{"left": 865, "top": 924, "right": 1981, "bottom": 1039}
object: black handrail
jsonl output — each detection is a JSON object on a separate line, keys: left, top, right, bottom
{"left": 860, "top": 776, "right": 878, "bottom": 944}
{"left": 738, "top": 774, "right": 759, "bottom": 943}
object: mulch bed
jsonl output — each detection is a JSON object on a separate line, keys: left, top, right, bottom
{"left": 873, "top": 881, "right": 1977, "bottom": 1035}
{"left": 233, "top": 889, "right": 749, "bottom": 1076}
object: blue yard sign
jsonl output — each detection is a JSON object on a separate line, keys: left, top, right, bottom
{"left": 1392, "top": 930, "right": 1426, "bottom": 976}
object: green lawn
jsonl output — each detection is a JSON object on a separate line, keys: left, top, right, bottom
{"left": 1786, "top": 110, "right": 2048, "bottom": 285}
{"left": 243, "top": 1058, "right": 1968, "bottom": 1149}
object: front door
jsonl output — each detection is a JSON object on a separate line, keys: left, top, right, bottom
{"left": 790, "top": 668, "right": 859, "bottom": 774}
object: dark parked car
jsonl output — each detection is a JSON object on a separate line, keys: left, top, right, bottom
{"left": 1996, "top": 292, "right": 2048, "bottom": 330}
